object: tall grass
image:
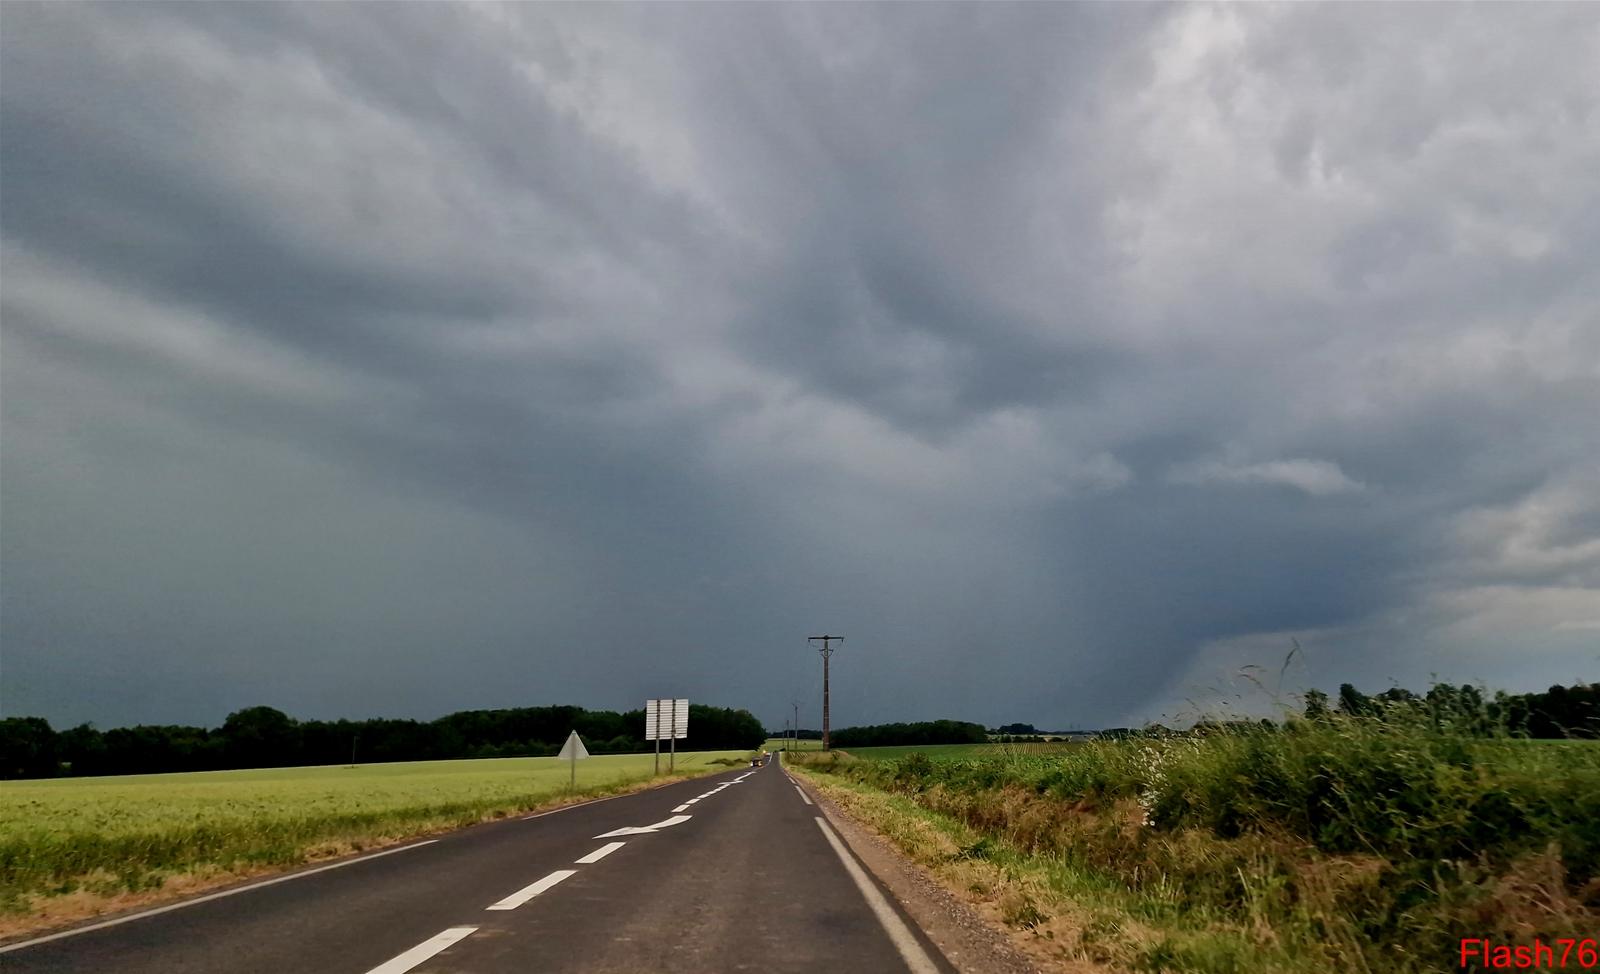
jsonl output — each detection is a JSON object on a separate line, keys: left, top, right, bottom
{"left": 796, "top": 718, "right": 1600, "bottom": 972}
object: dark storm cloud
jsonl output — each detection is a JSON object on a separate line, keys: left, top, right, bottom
{"left": 3, "top": 3, "right": 1597, "bottom": 732}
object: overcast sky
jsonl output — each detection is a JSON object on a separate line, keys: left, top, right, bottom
{"left": 3, "top": 3, "right": 1597, "bottom": 734}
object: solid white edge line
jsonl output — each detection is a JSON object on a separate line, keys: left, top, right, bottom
{"left": 795, "top": 786, "right": 813, "bottom": 806}
{"left": 521, "top": 768, "right": 737, "bottom": 823}
{"left": 814, "top": 817, "right": 939, "bottom": 974}
{"left": 521, "top": 790, "right": 631, "bottom": 821}
{"left": 362, "top": 926, "right": 478, "bottom": 974}
{"left": 0, "top": 840, "right": 441, "bottom": 955}
{"left": 574, "top": 841, "right": 626, "bottom": 864}
{"left": 485, "top": 869, "right": 578, "bottom": 910}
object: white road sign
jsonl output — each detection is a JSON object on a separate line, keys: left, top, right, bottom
{"left": 557, "top": 730, "right": 590, "bottom": 761}
{"left": 644, "top": 698, "right": 689, "bottom": 741}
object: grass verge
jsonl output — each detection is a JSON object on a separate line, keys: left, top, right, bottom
{"left": 793, "top": 764, "right": 1301, "bottom": 973}
{"left": 790, "top": 721, "right": 1600, "bottom": 974}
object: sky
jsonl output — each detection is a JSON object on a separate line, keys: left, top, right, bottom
{"left": 2, "top": 3, "right": 1598, "bottom": 734}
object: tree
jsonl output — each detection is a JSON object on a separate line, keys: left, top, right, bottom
{"left": 0, "top": 716, "right": 59, "bottom": 778}
{"left": 221, "top": 706, "right": 300, "bottom": 769}
{"left": 1337, "top": 683, "right": 1375, "bottom": 718}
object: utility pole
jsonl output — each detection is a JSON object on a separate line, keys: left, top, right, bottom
{"left": 792, "top": 701, "right": 799, "bottom": 752}
{"left": 808, "top": 635, "right": 843, "bottom": 750}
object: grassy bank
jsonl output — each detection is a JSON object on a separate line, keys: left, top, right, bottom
{"left": 791, "top": 721, "right": 1600, "bottom": 973}
{"left": 0, "top": 750, "right": 748, "bottom": 924}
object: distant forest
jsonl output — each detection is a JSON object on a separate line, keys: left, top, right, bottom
{"left": 828, "top": 719, "right": 988, "bottom": 748}
{"left": 766, "top": 722, "right": 986, "bottom": 748}
{"left": 0, "top": 703, "right": 767, "bottom": 779}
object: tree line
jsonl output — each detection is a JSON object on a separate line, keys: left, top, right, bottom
{"left": 1302, "top": 680, "right": 1599, "bottom": 736}
{"left": 0, "top": 702, "right": 767, "bottom": 779}
{"left": 1104, "top": 681, "right": 1600, "bottom": 739}
{"left": 766, "top": 728, "right": 821, "bottom": 740}
{"left": 827, "top": 719, "right": 988, "bottom": 748}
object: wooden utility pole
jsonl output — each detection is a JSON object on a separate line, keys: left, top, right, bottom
{"left": 808, "top": 635, "right": 843, "bottom": 750}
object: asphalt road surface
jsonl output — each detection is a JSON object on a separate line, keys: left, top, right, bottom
{"left": 1, "top": 758, "right": 951, "bottom": 974}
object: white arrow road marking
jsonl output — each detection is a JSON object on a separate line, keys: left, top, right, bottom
{"left": 486, "top": 870, "right": 577, "bottom": 910}
{"left": 363, "top": 927, "right": 477, "bottom": 974}
{"left": 594, "top": 814, "right": 692, "bottom": 838}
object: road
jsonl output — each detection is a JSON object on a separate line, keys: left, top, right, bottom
{"left": 0, "top": 758, "right": 950, "bottom": 974}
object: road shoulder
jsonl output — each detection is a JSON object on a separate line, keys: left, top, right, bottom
{"left": 792, "top": 770, "right": 1044, "bottom": 974}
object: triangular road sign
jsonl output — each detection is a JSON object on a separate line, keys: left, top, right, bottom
{"left": 557, "top": 730, "right": 590, "bottom": 761}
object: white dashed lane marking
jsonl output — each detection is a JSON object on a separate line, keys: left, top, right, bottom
{"left": 362, "top": 927, "right": 477, "bottom": 974}
{"left": 575, "top": 842, "right": 626, "bottom": 864}
{"left": 486, "top": 870, "right": 577, "bottom": 911}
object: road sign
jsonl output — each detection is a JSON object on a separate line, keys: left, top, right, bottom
{"left": 558, "top": 730, "right": 589, "bottom": 787}
{"left": 644, "top": 698, "right": 689, "bottom": 740}
{"left": 557, "top": 730, "right": 590, "bottom": 761}
{"left": 646, "top": 698, "right": 689, "bottom": 774}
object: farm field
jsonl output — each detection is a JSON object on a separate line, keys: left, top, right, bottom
{"left": 0, "top": 750, "right": 749, "bottom": 922}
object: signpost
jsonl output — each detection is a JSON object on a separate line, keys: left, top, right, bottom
{"left": 557, "top": 729, "right": 589, "bottom": 788}
{"left": 645, "top": 698, "right": 689, "bottom": 773}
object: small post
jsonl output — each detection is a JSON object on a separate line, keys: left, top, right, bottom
{"left": 669, "top": 698, "right": 677, "bottom": 772}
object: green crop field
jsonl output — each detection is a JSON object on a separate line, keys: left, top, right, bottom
{"left": 0, "top": 750, "right": 748, "bottom": 918}
{"left": 762, "top": 737, "right": 823, "bottom": 752}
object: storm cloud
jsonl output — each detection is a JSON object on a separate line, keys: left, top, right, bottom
{"left": 3, "top": 3, "right": 1597, "bottom": 732}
